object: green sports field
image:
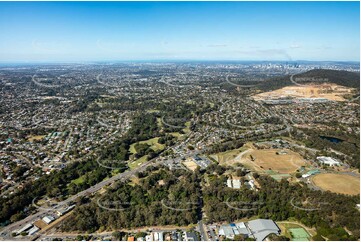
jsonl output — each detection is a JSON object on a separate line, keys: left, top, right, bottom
{"left": 289, "top": 228, "right": 310, "bottom": 241}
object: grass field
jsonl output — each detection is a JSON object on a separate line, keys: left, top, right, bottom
{"left": 278, "top": 221, "right": 315, "bottom": 240}
{"left": 128, "top": 176, "right": 140, "bottom": 186}
{"left": 241, "top": 149, "right": 306, "bottom": 174}
{"left": 156, "top": 117, "right": 163, "bottom": 127}
{"left": 71, "top": 175, "right": 85, "bottom": 185}
{"left": 182, "top": 121, "right": 191, "bottom": 133}
{"left": 27, "top": 135, "right": 45, "bottom": 142}
{"left": 129, "top": 137, "right": 165, "bottom": 154}
{"left": 312, "top": 173, "right": 360, "bottom": 195}
{"left": 289, "top": 228, "right": 310, "bottom": 241}
{"left": 210, "top": 147, "right": 246, "bottom": 164}
{"left": 128, "top": 155, "right": 148, "bottom": 170}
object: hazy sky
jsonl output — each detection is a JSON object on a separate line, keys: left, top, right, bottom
{"left": 0, "top": 1, "right": 359, "bottom": 62}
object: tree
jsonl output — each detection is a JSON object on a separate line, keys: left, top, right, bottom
{"left": 135, "top": 232, "right": 147, "bottom": 239}
{"left": 234, "top": 234, "right": 246, "bottom": 241}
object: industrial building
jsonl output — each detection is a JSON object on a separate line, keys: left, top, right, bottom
{"left": 27, "top": 226, "right": 39, "bottom": 236}
{"left": 302, "top": 169, "right": 321, "bottom": 178}
{"left": 42, "top": 215, "right": 55, "bottom": 224}
{"left": 218, "top": 219, "right": 280, "bottom": 240}
{"left": 317, "top": 156, "right": 341, "bottom": 166}
{"left": 226, "top": 179, "right": 241, "bottom": 189}
{"left": 247, "top": 219, "right": 281, "bottom": 241}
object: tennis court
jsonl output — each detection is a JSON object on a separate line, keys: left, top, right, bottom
{"left": 289, "top": 228, "right": 310, "bottom": 241}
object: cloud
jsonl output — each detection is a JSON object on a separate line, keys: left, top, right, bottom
{"left": 316, "top": 45, "right": 332, "bottom": 50}
{"left": 290, "top": 44, "right": 301, "bottom": 49}
{"left": 207, "top": 44, "right": 228, "bottom": 48}
{"left": 31, "top": 40, "right": 70, "bottom": 53}
{"left": 96, "top": 39, "right": 137, "bottom": 54}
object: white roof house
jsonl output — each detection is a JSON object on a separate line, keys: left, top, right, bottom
{"left": 42, "top": 216, "right": 55, "bottom": 224}
{"left": 28, "top": 226, "right": 39, "bottom": 236}
{"left": 317, "top": 156, "right": 341, "bottom": 166}
{"left": 302, "top": 173, "right": 311, "bottom": 178}
{"left": 152, "top": 232, "right": 159, "bottom": 241}
{"left": 236, "top": 222, "right": 250, "bottom": 236}
{"left": 227, "top": 179, "right": 241, "bottom": 189}
{"left": 227, "top": 179, "right": 233, "bottom": 188}
{"left": 233, "top": 179, "right": 241, "bottom": 189}
{"left": 219, "top": 224, "right": 235, "bottom": 239}
{"left": 16, "top": 223, "right": 33, "bottom": 234}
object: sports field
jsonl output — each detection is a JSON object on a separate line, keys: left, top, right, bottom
{"left": 312, "top": 173, "right": 360, "bottom": 195}
{"left": 278, "top": 221, "right": 315, "bottom": 240}
{"left": 289, "top": 228, "right": 310, "bottom": 241}
{"left": 183, "top": 160, "right": 198, "bottom": 171}
{"left": 242, "top": 149, "right": 306, "bottom": 174}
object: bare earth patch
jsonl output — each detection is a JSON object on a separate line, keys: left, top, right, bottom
{"left": 312, "top": 173, "right": 360, "bottom": 195}
{"left": 253, "top": 83, "right": 354, "bottom": 101}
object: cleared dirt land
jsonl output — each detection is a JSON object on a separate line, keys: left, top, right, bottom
{"left": 253, "top": 84, "right": 354, "bottom": 101}
{"left": 241, "top": 149, "right": 307, "bottom": 174}
{"left": 312, "top": 173, "right": 360, "bottom": 195}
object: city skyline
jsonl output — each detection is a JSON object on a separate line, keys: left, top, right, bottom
{"left": 0, "top": 1, "right": 360, "bottom": 62}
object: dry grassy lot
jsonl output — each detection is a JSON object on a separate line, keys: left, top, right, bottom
{"left": 312, "top": 173, "right": 360, "bottom": 195}
{"left": 241, "top": 149, "right": 307, "bottom": 174}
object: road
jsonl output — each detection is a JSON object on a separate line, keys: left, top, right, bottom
{"left": 289, "top": 73, "right": 305, "bottom": 86}
{"left": 225, "top": 74, "right": 257, "bottom": 88}
{"left": 197, "top": 220, "right": 209, "bottom": 241}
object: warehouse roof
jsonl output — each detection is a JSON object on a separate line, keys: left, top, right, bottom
{"left": 247, "top": 219, "right": 280, "bottom": 241}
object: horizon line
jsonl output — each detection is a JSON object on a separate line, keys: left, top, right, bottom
{"left": 0, "top": 59, "right": 359, "bottom": 64}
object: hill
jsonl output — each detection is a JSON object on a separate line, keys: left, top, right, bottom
{"left": 258, "top": 69, "right": 360, "bottom": 92}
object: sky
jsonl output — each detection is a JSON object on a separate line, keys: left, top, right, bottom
{"left": 0, "top": 1, "right": 359, "bottom": 62}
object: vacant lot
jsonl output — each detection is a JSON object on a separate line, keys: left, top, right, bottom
{"left": 253, "top": 84, "right": 354, "bottom": 101}
{"left": 241, "top": 149, "right": 307, "bottom": 174}
{"left": 312, "top": 173, "right": 360, "bottom": 195}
